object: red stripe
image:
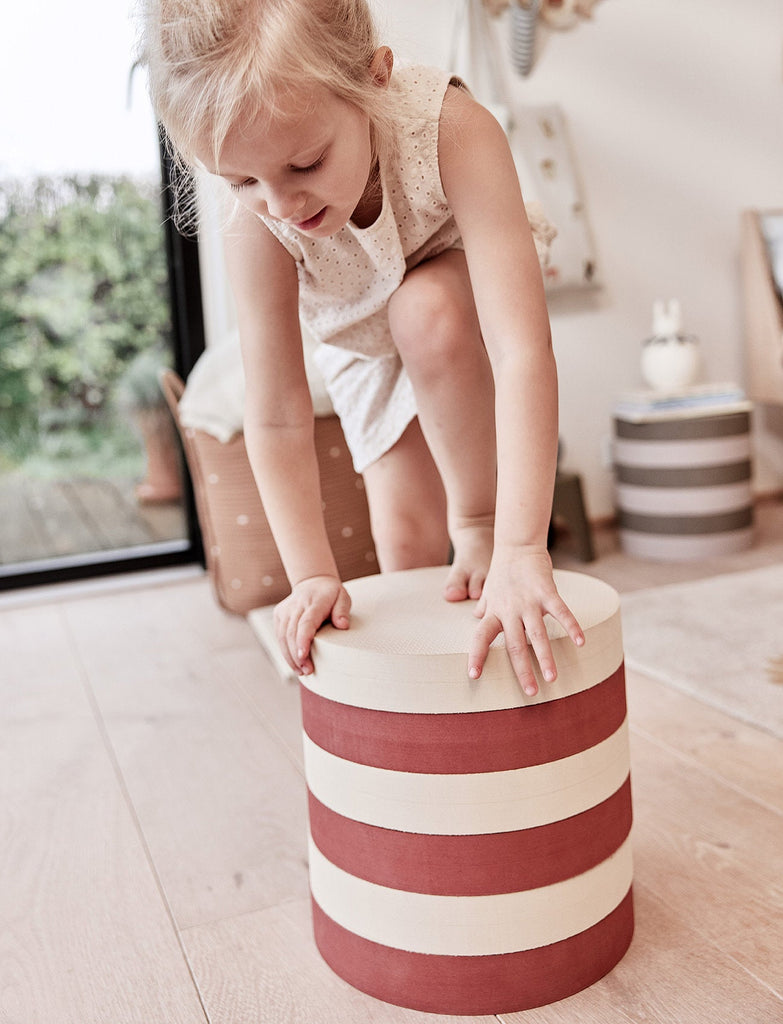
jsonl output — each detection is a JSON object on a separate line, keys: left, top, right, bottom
{"left": 301, "top": 662, "right": 626, "bottom": 773}
{"left": 311, "top": 887, "right": 634, "bottom": 1015}
{"left": 308, "top": 776, "right": 632, "bottom": 895}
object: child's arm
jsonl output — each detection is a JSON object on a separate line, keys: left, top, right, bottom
{"left": 438, "top": 86, "right": 585, "bottom": 694}
{"left": 223, "top": 204, "right": 351, "bottom": 674}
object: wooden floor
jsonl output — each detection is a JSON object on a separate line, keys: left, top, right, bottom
{"left": 0, "top": 473, "right": 186, "bottom": 568}
{"left": 2, "top": 504, "right": 783, "bottom": 1023}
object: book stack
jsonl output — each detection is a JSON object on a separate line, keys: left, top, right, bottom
{"left": 613, "top": 382, "right": 749, "bottom": 422}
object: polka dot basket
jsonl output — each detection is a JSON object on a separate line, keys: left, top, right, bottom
{"left": 161, "top": 370, "right": 378, "bottom": 614}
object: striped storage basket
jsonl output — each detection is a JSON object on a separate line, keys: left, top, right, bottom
{"left": 301, "top": 566, "right": 634, "bottom": 1015}
{"left": 613, "top": 405, "right": 754, "bottom": 561}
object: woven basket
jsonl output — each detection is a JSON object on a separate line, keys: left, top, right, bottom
{"left": 161, "top": 370, "right": 378, "bottom": 614}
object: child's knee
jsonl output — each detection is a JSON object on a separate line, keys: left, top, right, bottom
{"left": 371, "top": 511, "right": 449, "bottom": 572}
{"left": 389, "top": 272, "right": 478, "bottom": 369}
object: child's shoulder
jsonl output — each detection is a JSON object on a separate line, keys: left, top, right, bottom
{"left": 389, "top": 63, "right": 455, "bottom": 115}
{"left": 391, "top": 62, "right": 450, "bottom": 91}
{"left": 386, "top": 63, "right": 503, "bottom": 172}
{"left": 437, "top": 80, "right": 514, "bottom": 190}
{"left": 388, "top": 63, "right": 491, "bottom": 137}
{"left": 438, "top": 75, "right": 503, "bottom": 148}
{"left": 390, "top": 62, "right": 494, "bottom": 130}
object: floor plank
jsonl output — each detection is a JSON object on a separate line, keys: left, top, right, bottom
{"left": 62, "top": 580, "right": 311, "bottom": 932}
{"left": 628, "top": 727, "right": 783, "bottom": 997}
{"left": 499, "top": 883, "right": 783, "bottom": 1024}
{"left": 626, "top": 668, "right": 783, "bottom": 816}
{"left": 181, "top": 897, "right": 499, "bottom": 1024}
{"left": 4, "top": 499, "right": 783, "bottom": 1024}
{"left": 0, "top": 605, "right": 208, "bottom": 1024}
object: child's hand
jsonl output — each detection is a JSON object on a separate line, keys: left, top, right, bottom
{"left": 467, "top": 545, "right": 584, "bottom": 696}
{"left": 273, "top": 575, "right": 351, "bottom": 676}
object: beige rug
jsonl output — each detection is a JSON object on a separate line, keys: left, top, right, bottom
{"left": 620, "top": 564, "right": 783, "bottom": 738}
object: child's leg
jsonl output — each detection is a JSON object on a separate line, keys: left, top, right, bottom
{"left": 361, "top": 418, "right": 451, "bottom": 571}
{"left": 386, "top": 250, "right": 498, "bottom": 601}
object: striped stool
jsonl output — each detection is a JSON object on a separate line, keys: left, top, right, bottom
{"left": 301, "top": 566, "right": 633, "bottom": 1015}
{"left": 613, "top": 405, "right": 754, "bottom": 561}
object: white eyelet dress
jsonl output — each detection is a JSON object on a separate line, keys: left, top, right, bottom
{"left": 258, "top": 65, "right": 465, "bottom": 473}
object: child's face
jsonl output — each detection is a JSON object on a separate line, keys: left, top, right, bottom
{"left": 201, "top": 86, "right": 375, "bottom": 236}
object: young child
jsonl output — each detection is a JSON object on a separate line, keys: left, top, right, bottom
{"left": 141, "top": 0, "right": 585, "bottom": 695}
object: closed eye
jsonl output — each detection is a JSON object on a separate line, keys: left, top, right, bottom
{"left": 227, "top": 178, "right": 256, "bottom": 192}
{"left": 293, "top": 156, "right": 325, "bottom": 175}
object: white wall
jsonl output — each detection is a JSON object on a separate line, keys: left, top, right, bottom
{"left": 376, "top": 0, "right": 783, "bottom": 518}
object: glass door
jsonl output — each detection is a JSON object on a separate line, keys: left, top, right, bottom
{"left": 0, "top": 1, "right": 204, "bottom": 588}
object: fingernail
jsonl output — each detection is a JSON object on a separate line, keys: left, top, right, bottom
{"left": 469, "top": 666, "right": 480, "bottom": 680}
{"left": 297, "top": 648, "right": 306, "bottom": 660}
{"left": 544, "top": 669, "right": 555, "bottom": 682}
{"left": 524, "top": 685, "right": 537, "bottom": 696}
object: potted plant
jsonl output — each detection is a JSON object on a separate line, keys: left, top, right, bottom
{"left": 116, "top": 347, "right": 182, "bottom": 504}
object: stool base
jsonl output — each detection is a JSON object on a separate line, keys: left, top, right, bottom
{"left": 312, "top": 889, "right": 634, "bottom": 1016}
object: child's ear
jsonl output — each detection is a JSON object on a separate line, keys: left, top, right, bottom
{"left": 369, "top": 46, "right": 393, "bottom": 88}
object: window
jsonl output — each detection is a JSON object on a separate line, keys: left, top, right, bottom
{"left": 0, "top": 2, "right": 205, "bottom": 589}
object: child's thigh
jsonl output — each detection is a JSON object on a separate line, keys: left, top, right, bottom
{"left": 361, "top": 418, "right": 449, "bottom": 569}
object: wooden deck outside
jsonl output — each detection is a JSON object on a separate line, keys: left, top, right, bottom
{"left": 0, "top": 472, "right": 187, "bottom": 568}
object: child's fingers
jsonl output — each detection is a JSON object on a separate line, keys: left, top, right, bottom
{"left": 294, "top": 607, "right": 326, "bottom": 674}
{"left": 279, "top": 587, "right": 352, "bottom": 676}
{"left": 280, "top": 645, "right": 302, "bottom": 675}
{"left": 521, "top": 614, "right": 557, "bottom": 689}
{"left": 470, "top": 609, "right": 562, "bottom": 697}
{"left": 549, "top": 596, "right": 585, "bottom": 649}
{"left": 295, "top": 591, "right": 352, "bottom": 664}
{"left": 274, "top": 606, "right": 304, "bottom": 675}
{"left": 331, "top": 588, "right": 352, "bottom": 629}
{"left": 503, "top": 616, "right": 542, "bottom": 696}
{"left": 467, "top": 614, "right": 501, "bottom": 682}
{"left": 274, "top": 602, "right": 317, "bottom": 675}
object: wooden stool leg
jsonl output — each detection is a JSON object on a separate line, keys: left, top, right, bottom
{"left": 552, "top": 472, "right": 595, "bottom": 562}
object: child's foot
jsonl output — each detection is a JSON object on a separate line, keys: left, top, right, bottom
{"left": 443, "top": 522, "right": 494, "bottom": 602}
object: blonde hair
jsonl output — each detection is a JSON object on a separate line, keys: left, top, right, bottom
{"left": 139, "top": 0, "right": 394, "bottom": 222}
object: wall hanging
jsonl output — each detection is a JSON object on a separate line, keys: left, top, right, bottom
{"left": 452, "top": 0, "right": 600, "bottom": 291}
{"left": 481, "top": 0, "right": 605, "bottom": 78}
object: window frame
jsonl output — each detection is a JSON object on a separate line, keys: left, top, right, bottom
{"left": 0, "top": 138, "right": 206, "bottom": 592}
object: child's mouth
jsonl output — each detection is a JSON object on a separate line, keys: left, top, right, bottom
{"left": 294, "top": 208, "right": 327, "bottom": 231}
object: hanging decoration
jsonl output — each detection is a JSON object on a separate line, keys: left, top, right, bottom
{"left": 539, "top": 0, "right": 603, "bottom": 30}
{"left": 509, "top": 1, "right": 540, "bottom": 77}
{"left": 481, "top": 0, "right": 604, "bottom": 78}
{"left": 453, "top": 0, "right": 601, "bottom": 291}
{"left": 483, "top": 0, "right": 602, "bottom": 20}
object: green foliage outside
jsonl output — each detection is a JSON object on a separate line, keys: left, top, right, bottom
{"left": 0, "top": 174, "right": 172, "bottom": 478}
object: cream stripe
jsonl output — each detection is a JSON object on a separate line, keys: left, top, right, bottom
{"left": 302, "top": 610, "right": 623, "bottom": 714}
{"left": 304, "top": 568, "right": 622, "bottom": 714}
{"left": 304, "top": 719, "right": 630, "bottom": 835}
{"left": 615, "top": 480, "right": 752, "bottom": 515}
{"left": 309, "top": 834, "right": 634, "bottom": 955}
{"left": 613, "top": 434, "right": 750, "bottom": 469}
{"left": 620, "top": 527, "right": 754, "bottom": 561}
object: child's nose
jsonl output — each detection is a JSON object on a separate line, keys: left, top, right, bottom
{"left": 265, "top": 185, "right": 306, "bottom": 222}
